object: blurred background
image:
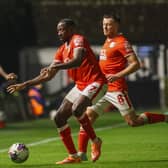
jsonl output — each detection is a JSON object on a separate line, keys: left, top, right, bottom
{"left": 0, "top": 0, "right": 168, "bottom": 123}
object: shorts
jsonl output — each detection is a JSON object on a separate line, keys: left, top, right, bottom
{"left": 89, "top": 90, "right": 134, "bottom": 116}
{"left": 65, "top": 82, "right": 103, "bottom": 103}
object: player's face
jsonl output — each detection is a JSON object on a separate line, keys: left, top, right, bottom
{"left": 57, "top": 22, "right": 71, "bottom": 42}
{"left": 103, "top": 18, "right": 118, "bottom": 37}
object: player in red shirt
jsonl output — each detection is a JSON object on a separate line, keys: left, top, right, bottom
{"left": 77, "top": 13, "right": 168, "bottom": 160}
{"left": 7, "top": 18, "right": 106, "bottom": 164}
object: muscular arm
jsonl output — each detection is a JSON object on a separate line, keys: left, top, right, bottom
{"left": 23, "top": 68, "right": 57, "bottom": 87}
{"left": 0, "top": 66, "right": 8, "bottom": 79}
{"left": 7, "top": 68, "right": 57, "bottom": 93}
{"left": 117, "top": 54, "right": 140, "bottom": 78}
{"left": 51, "top": 47, "right": 85, "bottom": 70}
{"left": 106, "top": 54, "right": 140, "bottom": 82}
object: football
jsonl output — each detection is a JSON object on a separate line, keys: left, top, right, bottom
{"left": 8, "top": 143, "right": 29, "bottom": 163}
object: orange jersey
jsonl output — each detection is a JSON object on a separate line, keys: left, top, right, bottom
{"left": 99, "top": 34, "right": 135, "bottom": 91}
{"left": 54, "top": 34, "right": 105, "bottom": 90}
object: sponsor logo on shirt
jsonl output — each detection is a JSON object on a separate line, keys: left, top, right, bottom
{"left": 74, "top": 38, "right": 83, "bottom": 46}
{"left": 100, "top": 49, "right": 107, "bottom": 60}
{"left": 109, "top": 42, "right": 115, "bottom": 48}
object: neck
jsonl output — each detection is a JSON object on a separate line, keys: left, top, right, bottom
{"left": 107, "top": 33, "right": 119, "bottom": 39}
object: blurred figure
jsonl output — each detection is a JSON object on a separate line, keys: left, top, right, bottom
{"left": 0, "top": 65, "right": 17, "bottom": 81}
{"left": 0, "top": 65, "right": 17, "bottom": 128}
{"left": 136, "top": 59, "right": 154, "bottom": 81}
{"left": 0, "top": 110, "right": 6, "bottom": 128}
{"left": 27, "top": 84, "right": 46, "bottom": 118}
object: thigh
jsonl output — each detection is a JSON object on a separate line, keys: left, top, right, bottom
{"left": 81, "top": 82, "right": 103, "bottom": 100}
{"left": 56, "top": 98, "right": 73, "bottom": 119}
{"left": 72, "top": 94, "right": 92, "bottom": 117}
{"left": 88, "top": 95, "right": 111, "bottom": 116}
{"left": 65, "top": 86, "right": 81, "bottom": 103}
{"left": 105, "top": 91, "right": 134, "bottom": 116}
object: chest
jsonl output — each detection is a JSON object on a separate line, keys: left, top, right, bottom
{"left": 62, "top": 45, "right": 73, "bottom": 62}
{"left": 100, "top": 42, "right": 121, "bottom": 61}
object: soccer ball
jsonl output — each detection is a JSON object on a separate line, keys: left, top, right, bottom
{"left": 8, "top": 143, "right": 29, "bottom": 163}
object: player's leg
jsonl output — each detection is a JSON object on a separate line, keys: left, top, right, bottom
{"left": 77, "top": 84, "right": 107, "bottom": 158}
{"left": 54, "top": 87, "right": 81, "bottom": 164}
{"left": 108, "top": 91, "right": 168, "bottom": 126}
{"left": 78, "top": 107, "right": 99, "bottom": 160}
{"left": 103, "top": 91, "right": 143, "bottom": 126}
{"left": 73, "top": 82, "right": 103, "bottom": 162}
{"left": 78, "top": 94, "right": 111, "bottom": 161}
{"left": 124, "top": 109, "right": 168, "bottom": 126}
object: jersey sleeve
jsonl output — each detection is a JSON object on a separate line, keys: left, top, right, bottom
{"left": 118, "top": 40, "right": 135, "bottom": 57}
{"left": 72, "top": 36, "right": 85, "bottom": 48}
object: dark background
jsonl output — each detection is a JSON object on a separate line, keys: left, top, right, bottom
{"left": 1, "top": 0, "right": 168, "bottom": 75}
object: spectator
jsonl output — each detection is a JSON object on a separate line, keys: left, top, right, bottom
{"left": 0, "top": 65, "right": 17, "bottom": 128}
{"left": 27, "top": 84, "right": 46, "bottom": 118}
{"left": 136, "top": 59, "right": 154, "bottom": 81}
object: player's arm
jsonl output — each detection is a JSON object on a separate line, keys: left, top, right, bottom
{"left": 106, "top": 53, "right": 140, "bottom": 82}
{"left": 117, "top": 53, "right": 140, "bottom": 77}
{"left": 7, "top": 67, "right": 57, "bottom": 94}
{"left": 51, "top": 47, "right": 85, "bottom": 70}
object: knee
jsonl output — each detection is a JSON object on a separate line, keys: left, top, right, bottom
{"left": 54, "top": 111, "right": 61, "bottom": 125}
{"left": 86, "top": 107, "right": 99, "bottom": 123}
{"left": 127, "top": 120, "right": 138, "bottom": 127}
{"left": 72, "top": 104, "right": 85, "bottom": 117}
{"left": 124, "top": 113, "right": 142, "bottom": 127}
{"left": 126, "top": 118, "right": 140, "bottom": 127}
{"left": 53, "top": 109, "right": 67, "bottom": 127}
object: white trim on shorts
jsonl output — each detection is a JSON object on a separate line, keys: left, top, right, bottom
{"left": 65, "top": 82, "right": 102, "bottom": 103}
{"left": 89, "top": 91, "right": 134, "bottom": 116}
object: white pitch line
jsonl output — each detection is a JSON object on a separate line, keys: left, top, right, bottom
{"left": 0, "top": 122, "right": 126, "bottom": 154}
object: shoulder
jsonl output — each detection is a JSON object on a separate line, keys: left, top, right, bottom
{"left": 114, "top": 34, "right": 129, "bottom": 43}
{"left": 71, "top": 34, "right": 85, "bottom": 47}
{"left": 57, "top": 44, "right": 65, "bottom": 51}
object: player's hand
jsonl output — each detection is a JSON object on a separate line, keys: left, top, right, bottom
{"left": 41, "top": 66, "right": 58, "bottom": 77}
{"left": 6, "top": 73, "right": 18, "bottom": 80}
{"left": 106, "top": 74, "right": 120, "bottom": 82}
{"left": 40, "top": 67, "right": 49, "bottom": 75}
{"left": 7, "top": 83, "right": 26, "bottom": 93}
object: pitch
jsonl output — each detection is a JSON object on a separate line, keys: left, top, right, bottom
{"left": 0, "top": 110, "right": 168, "bottom": 168}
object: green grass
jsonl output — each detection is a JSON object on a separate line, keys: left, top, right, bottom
{"left": 0, "top": 111, "right": 168, "bottom": 168}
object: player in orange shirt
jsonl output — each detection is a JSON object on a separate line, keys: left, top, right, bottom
{"left": 7, "top": 18, "right": 106, "bottom": 164}
{"left": 77, "top": 13, "right": 168, "bottom": 160}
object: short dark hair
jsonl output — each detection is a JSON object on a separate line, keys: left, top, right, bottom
{"left": 103, "top": 13, "right": 121, "bottom": 23}
{"left": 59, "top": 18, "right": 76, "bottom": 28}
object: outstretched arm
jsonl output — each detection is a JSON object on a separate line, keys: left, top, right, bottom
{"left": 0, "top": 66, "right": 17, "bottom": 80}
{"left": 51, "top": 47, "right": 85, "bottom": 70}
{"left": 7, "top": 67, "right": 58, "bottom": 93}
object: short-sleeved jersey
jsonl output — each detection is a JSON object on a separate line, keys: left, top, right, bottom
{"left": 99, "top": 34, "right": 135, "bottom": 92}
{"left": 54, "top": 34, "right": 105, "bottom": 90}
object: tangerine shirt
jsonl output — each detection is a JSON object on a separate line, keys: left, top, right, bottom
{"left": 54, "top": 34, "right": 105, "bottom": 90}
{"left": 99, "top": 34, "right": 135, "bottom": 92}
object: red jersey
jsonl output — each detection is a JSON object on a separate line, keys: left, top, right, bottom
{"left": 99, "top": 34, "right": 135, "bottom": 91}
{"left": 54, "top": 34, "right": 105, "bottom": 90}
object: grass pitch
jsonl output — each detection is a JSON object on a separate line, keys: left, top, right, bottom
{"left": 0, "top": 111, "right": 168, "bottom": 168}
